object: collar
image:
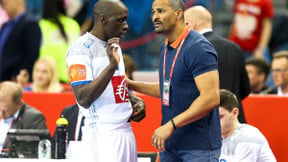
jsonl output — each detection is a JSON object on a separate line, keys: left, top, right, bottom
{"left": 277, "top": 87, "right": 288, "bottom": 96}
{"left": 0, "top": 109, "right": 20, "bottom": 123}
{"left": 198, "top": 28, "right": 213, "bottom": 35}
{"left": 165, "top": 26, "right": 190, "bottom": 49}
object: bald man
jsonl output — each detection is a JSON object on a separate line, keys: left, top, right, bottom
{"left": 0, "top": 0, "right": 41, "bottom": 82}
{"left": 0, "top": 81, "right": 48, "bottom": 154}
{"left": 66, "top": 0, "right": 145, "bottom": 161}
{"left": 184, "top": 6, "right": 250, "bottom": 123}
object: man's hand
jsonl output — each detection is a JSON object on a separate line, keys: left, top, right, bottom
{"left": 129, "top": 92, "right": 146, "bottom": 122}
{"left": 107, "top": 37, "right": 120, "bottom": 68}
{"left": 152, "top": 121, "right": 174, "bottom": 151}
{"left": 16, "top": 69, "right": 29, "bottom": 88}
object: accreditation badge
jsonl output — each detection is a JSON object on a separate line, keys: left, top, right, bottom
{"left": 163, "top": 79, "right": 171, "bottom": 106}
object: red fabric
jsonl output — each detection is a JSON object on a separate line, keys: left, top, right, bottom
{"left": 228, "top": 0, "right": 274, "bottom": 52}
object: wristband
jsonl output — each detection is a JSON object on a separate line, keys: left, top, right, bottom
{"left": 171, "top": 119, "right": 176, "bottom": 130}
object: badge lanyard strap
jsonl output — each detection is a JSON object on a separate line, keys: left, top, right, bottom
{"left": 163, "top": 29, "right": 190, "bottom": 79}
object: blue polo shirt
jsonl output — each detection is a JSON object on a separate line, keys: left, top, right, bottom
{"left": 158, "top": 29, "right": 221, "bottom": 150}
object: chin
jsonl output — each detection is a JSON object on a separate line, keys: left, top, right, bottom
{"left": 154, "top": 29, "right": 163, "bottom": 34}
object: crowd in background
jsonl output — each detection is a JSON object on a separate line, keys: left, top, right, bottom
{"left": 0, "top": 0, "right": 288, "bottom": 92}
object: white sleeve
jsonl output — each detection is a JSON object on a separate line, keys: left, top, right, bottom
{"left": 66, "top": 47, "right": 93, "bottom": 86}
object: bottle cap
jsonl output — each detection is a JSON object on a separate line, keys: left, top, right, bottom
{"left": 56, "top": 115, "right": 69, "bottom": 125}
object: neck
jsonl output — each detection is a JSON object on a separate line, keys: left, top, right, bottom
{"left": 166, "top": 22, "right": 185, "bottom": 43}
{"left": 90, "top": 26, "right": 107, "bottom": 42}
{"left": 222, "top": 120, "right": 239, "bottom": 139}
{"left": 10, "top": 7, "right": 25, "bottom": 19}
{"left": 253, "top": 82, "right": 265, "bottom": 93}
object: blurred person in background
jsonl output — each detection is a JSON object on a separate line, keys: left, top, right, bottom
{"left": 64, "top": 0, "right": 97, "bottom": 34}
{"left": 17, "top": 57, "right": 63, "bottom": 93}
{"left": 39, "top": 0, "right": 80, "bottom": 83}
{"left": 219, "top": 89, "right": 276, "bottom": 162}
{"left": 0, "top": 4, "right": 8, "bottom": 29}
{"left": 263, "top": 51, "right": 288, "bottom": 95}
{"left": 0, "top": 0, "right": 41, "bottom": 82}
{"left": 245, "top": 57, "right": 271, "bottom": 94}
{"left": 184, "top": 5, "right": 250, "bottom": 123}
{"left": 228, "top": 0, "right": 274, "bottom": 61}
{"left": 0, "top": 81, "right": 48, "bottom": 153}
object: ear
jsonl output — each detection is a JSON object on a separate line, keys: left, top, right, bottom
{"left": 99, "top": 14, "right": 108, "bottom": 25}
{"left": 232, "top": 107, "right": 239, "bottom": 118}
{"left": 175, "top": 9, "right": 183, "bottom": 19}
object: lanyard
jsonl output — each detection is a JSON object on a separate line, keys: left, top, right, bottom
{"left": 163, "top": 29, "right": 190, "bottom": 78}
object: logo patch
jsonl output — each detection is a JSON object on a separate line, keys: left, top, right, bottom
{"left": 69, "top": 64, "right": 86, "bottom": 82}
{"left": 111, "top": 76, "right": 129, "bottom": 104}
{"left": 83, "top": 38, "right": 94, "bottom": 48}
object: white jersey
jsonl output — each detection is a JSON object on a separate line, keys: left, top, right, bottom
{"left": 220, "top": 123, "right": 276, "bottom": 162}
{"left": 66, "top": 32, "right": 133, "bottom": 131}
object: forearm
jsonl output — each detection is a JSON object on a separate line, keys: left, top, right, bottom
{"left": 257, "top": 18, "right": 272, "bottom": 49}
{"left": 73, "top": 64, "right": 117, "bottom": 108}
{"left": 127, "top": 79, "right": 160, "bottom": 98}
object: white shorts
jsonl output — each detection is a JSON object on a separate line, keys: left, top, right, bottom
{"left": 80, "top": 123, "right": 138, "bottom": 162}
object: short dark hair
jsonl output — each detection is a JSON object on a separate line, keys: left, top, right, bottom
{"left": 220, "top": 89, "right": 238, "bottom": 112}
{"left": 245, "top": 57, "right": 270, "bottom": 80}
{"left": 168, "top": 0, "right": 184, "bottom": 11}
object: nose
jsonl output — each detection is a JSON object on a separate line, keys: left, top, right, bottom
{"left": 152, "top": 12, "right": 159, "bottom": 22}
{"left": 123, "top": 21, "right": 128, "bottom": 31}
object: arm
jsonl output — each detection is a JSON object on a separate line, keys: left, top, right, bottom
{"left": 253, "top": 18, "right": 272, "bottom": 58}
{"left": 152, "top": 70, "right": 220, "bottom": 151}
{"left": 127, "top": 79, "right": 161, "bottom": 98}
{"left": 72, "top": 38, "right": 120, "bottom": 108}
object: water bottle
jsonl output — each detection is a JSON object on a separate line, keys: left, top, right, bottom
{"left": 38, "top": 139, "right": 51, "bottom": 159}
{"left": 54, "top": 115, "right": 69, "bottom": 159}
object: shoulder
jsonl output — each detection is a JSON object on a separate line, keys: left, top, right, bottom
{"left": 236, "top": 124, "right": 267, "bottom": 144}
{"left": 62, "top": 104, "right": 79, "bottom": 115}
{"left": 59, "top": 15, "right": 80, "bottom": 29}
{"left": 67, "top": 34, "right": 94, "bottom": 56}
{"left": 22, "top": 104, "right": 44, "bottom": 116}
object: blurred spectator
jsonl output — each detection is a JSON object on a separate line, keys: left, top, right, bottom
{"left": 184, "top": 5, "right": 250, "bottom": 123}
{"left": 245, "top": 57, "right": 271, "bottom": 94}
{"left": 0, "top": 81, "right": 48, "bottom": 153}
{"left": 17, "top": 57, "right": 63, "bottom": 93}
{"left": 123, "top": 54, "right": 136, "bottom": 80}
{"left": 53, "top": 104, "right": 83, "bottom": 141}
{"left": 219, "top": 89, "right": 276, "bottom": 162}
{"left": 228, "top": 0, "right": 274, "bottom": 61}
{"left": 39, "top": 0, "right": 80, "bottom": 83}
{"left": 25, "top": 0, "right": 43, "bottom": 20}
{"left": 263, "top": 50, "right": 288, "bottom": 95}
{"left": 64, "top": 0, "right": 97, "bottom": 34}
{"left": 0, "top": 0, "right": 41, "bottom": 82}
{"left": 268, "top": 13, "right": 288, "bottom": 54}
{"left": 0, "top": 4, "right": 8, "bottom": 29}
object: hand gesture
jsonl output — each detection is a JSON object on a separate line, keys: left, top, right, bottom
{"left": 129, "top": 92, "right": 146, "bottom": 122}
{"left": 16, "top": 69, "right": 29, "bottom": 88}
{"left": 107, "top": 37, "right": 120, "bottom": 68}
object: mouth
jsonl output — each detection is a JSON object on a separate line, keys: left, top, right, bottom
{"left": 153, "top": 22, "right": 161, "bottom": 28}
